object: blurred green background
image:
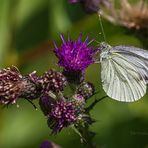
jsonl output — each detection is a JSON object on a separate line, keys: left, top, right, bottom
{"left": 0, "top": 0, "right": 148, "bottom": 148}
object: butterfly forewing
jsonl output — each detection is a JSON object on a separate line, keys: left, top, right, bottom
{"left": 112, "top": 46, "right": 148, "bottom": 59}
{"left": 112, "top": 46, "right": 148, "bottom": 83}
{"left": 100, "top": 44, "right": 148, "bottom": 102}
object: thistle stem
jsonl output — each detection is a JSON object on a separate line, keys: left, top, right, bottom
{"left": 86, "top": 96, "right": 108, "bottom": 113}
{"left": 78, "top": 96, "right": 108, "bottom": 147}
{"left": 78, "top": 124, "right": 96, "bottom": 148}
{"left": 25, "top": 98, "right": 37, "bottom": 110}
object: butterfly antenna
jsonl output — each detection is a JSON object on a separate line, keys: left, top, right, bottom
{"left": 94, "top": 40, "right": 101, "bottom": 46}
{"left": 95, "top": 39, "right": 101, "bottom": 43}
{"left": 97, "top": 11, "right": 107, "bottom": 42}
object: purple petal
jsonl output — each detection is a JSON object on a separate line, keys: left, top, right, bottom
{"left": 40, "top": 140, "right": 60, "bottom": 148}
{"left": 52, "top": 40, "right": 58, "bottom": 50}
{"left": 53, "top": 33, "right": 96, "bottom": 71}
{"left": 40, "top": 141, "right": 53, "bottom": 148}
{"left": 68, "top": 0, "right": 80, "bottom": 3}
{"left": 60, "top": 34, "right": 66, "bottom": 44}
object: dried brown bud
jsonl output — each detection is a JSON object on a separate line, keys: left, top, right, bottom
{"left": 101, "top": 0, "right": 148, "bottom": 30}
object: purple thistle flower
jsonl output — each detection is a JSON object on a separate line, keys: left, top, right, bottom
{"left": 72, "top": 94, "right": 85, "bottom": 103}
{"left": 40, "top": 94, "right": 88, "bottom": 134}
{"left": 76, "top": 82, "right": 95, "bottom": 100}
{"left": 68, "top": 0, "right": 110, "bottom": 13}
{"left": 68, "top": 0, "right": 80, "bottom": 3}
{"left": 40, "top": 140, "right": 61, "bottom": 148}
{"left": 39, "top": 93, "right": 55, "bottom": 116}
{"left": 53, "top": 33, "right": 96, "bottom": 72}
{"left": 72, "top": 94, "right": 86, "bottom": 111}
{"left": 47, "top": 98, "right": 77, "bottom": 134}
{"left": 39, "top": 69, "right": 67, "bottom": 93}
{"left": 40, "top": 140, "right": 53, "bottom": 148}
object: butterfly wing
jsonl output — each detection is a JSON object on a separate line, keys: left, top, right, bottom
{"left": 101, "top": 45, "right": 148, "bottom": 102}
{"left": 111, "top": 46, "right": 148, "bottom": 83}
{"left": 112, "top": 45, "right": 148, "bottom": 59}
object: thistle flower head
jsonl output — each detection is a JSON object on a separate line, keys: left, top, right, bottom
{"left": 47, "top": 98, "right": 77, "bottom": 134}
{"left": 0, "top": 66, "right": 23, "bottom": 104}
{"left": 101, "top": 0, "right": 148, "bottom": 30}
{"left": 54, "top": 33, "right": 97, "bottom": 72}
{"left": 39, "top": 69, "right": 67, "bottom": 93}
{"left": 68, "top": 0, "right": 110, "bottom": 13}
{"left": 76, "top": 82, "right": 95, "bottom": 100}
{"left": 39, "top": 93, "right": 55, "bottom": 116}
{"left": 0, "top": 66, "right": 41, "bottom": 105}
{"left": 72, "top": 94, "right": 85, "bottom": 111}
{"left": 20, "top": 71, "right": 42, "bottom": 99}
{"left": 40, "top": 140, "right": 61, "bottom": 148}
{"left": 72, "top": 94, "right": 85, "bottom": 103}
{"left": 68, "top": 0, "right": 80, "bottom": 3}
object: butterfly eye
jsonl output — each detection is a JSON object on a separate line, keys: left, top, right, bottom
{"left": 100, "top": 42, "right": 106, "bottom": 48}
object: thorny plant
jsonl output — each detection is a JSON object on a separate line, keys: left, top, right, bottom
{"left": 1, "top": 0, "right": 148, "bottom": 148}
{"left": 0, "top": 33, "right": 107, "bottom": 148}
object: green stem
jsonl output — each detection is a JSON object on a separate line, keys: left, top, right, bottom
{"left": 86, "top": 96, "right": 108, "bottom": 113}
{"left": 78, "top": 96, "right": 108, "bottom": 147}
{"left": 78, "top": 124, "right": 96, "bottom": 148}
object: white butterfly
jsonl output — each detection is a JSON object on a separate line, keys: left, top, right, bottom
{"left": 99, "top": 42, "right": 148, "bottom": 102}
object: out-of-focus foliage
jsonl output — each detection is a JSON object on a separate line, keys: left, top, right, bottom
{"left": 0, "top": 0, "right": 147, "bottom": 148}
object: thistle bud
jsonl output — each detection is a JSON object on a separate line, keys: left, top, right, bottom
{"left": 0, "top": 66, "right": 41, "bottom": 105}
{"left": 39, "top": 93, "right": 55, "bottom": 116}
{"left": 40, "top": 70, "right": 67, "bottom": 93}
{"left": 40, "top": 140, "right": 61, "bottom": 148}
{"left": 68, "top": 0, "right": 110, "bottom": 13}
{"left": 20, "top": 71, "right": 42, "bottom": 99}
{"left": 0, "top": 66, "right": 23, "bottom": 105}
{"left": 47, "top": 98, "right": 77, "bottom": 134}
{"left": 76, "top": 82, "right": 95, "bottom": 100}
